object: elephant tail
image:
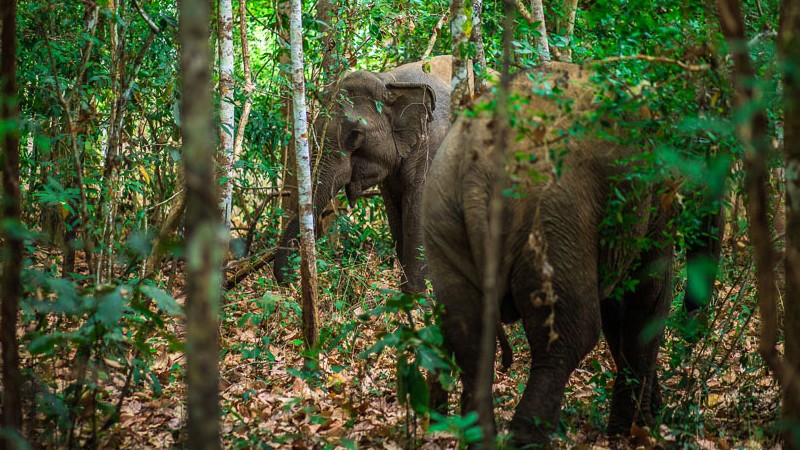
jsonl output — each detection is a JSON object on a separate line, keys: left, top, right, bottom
{"left": 497, "top": 320, "right": 513, "bottom": 371}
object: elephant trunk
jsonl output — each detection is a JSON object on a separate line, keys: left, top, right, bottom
{"left": 273, "top": 166, "right": 341, "bottom": 286}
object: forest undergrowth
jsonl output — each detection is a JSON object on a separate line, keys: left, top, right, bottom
{"left": 15, "top": 205, "right": 782, "bottom": 450}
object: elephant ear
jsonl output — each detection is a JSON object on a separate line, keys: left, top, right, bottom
{"left": 384, "top": 82, "right": 436, "bottom": 158}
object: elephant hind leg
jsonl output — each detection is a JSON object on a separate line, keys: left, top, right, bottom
{"left": 510, "top": 284, "right": 602, "bottom": 446}
{"left": 428, "top": 255, "right": 497, "bottom": 437}
{"left": 601, "top": 249, "right": 673, "bottom": 435}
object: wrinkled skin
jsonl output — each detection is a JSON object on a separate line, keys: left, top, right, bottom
{"left": 423, "top": 63, "right": 721, "bottom": 446}
{"left": 274, "top": 56, "right": 456, "bottom": 293}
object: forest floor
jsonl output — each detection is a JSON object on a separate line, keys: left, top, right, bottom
{"left": 17, "top": 231, "right": 784, "bottom": 449}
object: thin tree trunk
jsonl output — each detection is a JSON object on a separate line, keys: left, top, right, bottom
{"left": 179, "top": 0, "right": 223, "bottom": 446}
{"left": 475, "top": 1, "right": 516, "bottom": 447}
{"left": 289, "top": 0, "right": 320, "bottom": 351}
{"left": 780, "top": 0, "right": 800, "bottom": 445}
{"left": 233, "top": 0, "right": 253, "bottom": 162}
{"left": 278, "top": 0, "right": 297, "bottom": 237}
{"left": 716, "top": 3, "right": 800, "bottom": 447}
{"left": 218, "top": 0, "right": 235, "bottom": 230}
{"left": 450, "top": 0, "right": 472, "bottom": 120}
{"left": 1, "top": 0, "right": 24, "bottom": 444}
{"left": 556, "top": 0, "right": 578, "bottom": 62}
{"left": 470, "top": 0, "right": 489, "bottom": 93}
{"left": 98, "top": 1, "right": 160, "bottom": 281}
{"left": 530, "top": 0, "right": 551, "bottom": 62}
{"left": 316, "top": 0, "right": 337, "bottom": 81}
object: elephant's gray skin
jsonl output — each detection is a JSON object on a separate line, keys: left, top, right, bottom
{"left": 423, "top": 63, "right": 712, "bottom": 446}
{"left": 274, "top": 56, "right": 458, "bottom": 293}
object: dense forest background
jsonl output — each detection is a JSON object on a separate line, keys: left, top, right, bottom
{"left": 1, "top": 0, "right": 799, "bottom": 448}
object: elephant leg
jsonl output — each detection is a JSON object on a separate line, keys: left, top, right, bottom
{"left": 510, "top": 282, "right": 602, "bottom": 447}
{"left": 399, "top": 193, "right": 427, "bottom": 294}
{"left": 381, "top": 186, "right": 404, "bottom": 264}
{"left": 427, "top": 333, "right": 452, "bottom": 414}
{"left": 601, "top": 250, "right": 673, "bottom": 435}
{"left": 428, "top": 252, "right": 495, "bottom": 437}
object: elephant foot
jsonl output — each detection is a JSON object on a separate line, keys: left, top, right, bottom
{"left": 607, "top": 408, "right": 655, "bottom": 437}
{"left": 509, "top": 418, "right": 553, "bottom": 449}
{"left": 427, "top": 373, "right": 449, "bottom": 415}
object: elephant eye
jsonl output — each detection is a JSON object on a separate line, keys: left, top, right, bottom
{"left": 346, "top": 129, "right": 365, "bottom": 150}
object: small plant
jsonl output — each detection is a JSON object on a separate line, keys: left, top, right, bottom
{"left": 360, "top": 291, "right": 456, "bottom": 441}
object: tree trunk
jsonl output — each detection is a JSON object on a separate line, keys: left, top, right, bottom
{"left": 233, "top": 0, "right": 254, "bottom": 163}
{"left": 278, "top": 0, "right": 297, "bottom": 241}
{"left": 1, "top": 0, "right": 24, "bottom": 444}
{"left": 218, "top": 0, "right": 235, "bottom": 230}
{"left": 470, "top": 0, "right": 489, "bottom": 93}
{"left": 289, "top": 0, "right": 320, "bottom": 351}
{"left": 780, "top": 0, "right": 800, "bottom": 445}
{"left": 530, "top": 0, "right": 551, "bottom": 62}
{"left": 556, "top": 0, "right": 578, "bottom": 62}
{"left": 316, "top": 0, "right": 337, "bottom": 82}
{"left": 475, "top": 1, "right": 516, "bottom": 447}
{"left": 179, "top": 0, "right": 223, "bottom": 447}
{"left": 717, "top": 2, "right": 800, "bottom": 447}
{"left": 450, "top": 0, "right": 472, "bottom": 120}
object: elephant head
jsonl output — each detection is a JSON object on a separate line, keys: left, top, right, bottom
{"left": 273, "top": 69, "right": 438, "bottom": 286}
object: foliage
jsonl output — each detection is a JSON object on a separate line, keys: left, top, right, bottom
{"left": 5, "top": 0, "right": 790, "bottom": 447}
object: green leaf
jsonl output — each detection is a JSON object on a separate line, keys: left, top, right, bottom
{"left": 96, "top": 286, "right": 130, "bottom": 326}
{"left": 28, "top": 333, "right": 65, "bottom": 355}
{"left": 140, "top": 285, "right": 182, "bottom": 316}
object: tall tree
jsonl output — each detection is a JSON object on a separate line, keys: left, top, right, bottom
{"left": 717, "top": 0, "right": 800, "bottom": 447}
{"left": 1, "top": 0, "right": 24, "bottom": 444}
{"left": 780, "top": 0, "right": 800, "bottom": 445}
{"left": 233, "top": 0, "right": 254, "bottom": 162}
{"left": 555, "top": 0, "right": 578, "bottom": 62}
{"left": 289, "top": 0, "right": 320, "bottom": 350}
{"left": 470, "top": 0, "right": 489, "bottom": 93}
{"left": 218, "top": 0, "right": 235, "bottom": 230}
{"left": 450, "top": 0, "right": 472, "bottom": 120}
{"left": 475, "top": 0, "right": 516, "bottom": 446}
{"left": 316, "top": 0, "right": 337, "bottom": 82}
{"left": 179, "top": 0, "right": 223, "bottom": 447}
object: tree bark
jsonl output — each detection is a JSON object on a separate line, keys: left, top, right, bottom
{"left": 289, "top": 0, "right": 320, "bottom": 350}
{"left": 555, "top": 0, "right": 578, "bottom": 62}
{"left": 450, "top": 0, "right": 472, "bottom": 120}
{"left": 717, "top": 2, "right": 800, "bottom": 447}
{"left": 218, "top": 0, "right": 235, "bottom": 230}
{"left": 780, "top": 0, "right": 800, "bottom": 445}
{"left": 179, "top": 0, "right": 223, "bottom": 447}
{"left": 470, "top": 0, "right": 489, "bottom": 93}
{"left": 475, "top": 1, "right": 516, "bottom": 447}
{"left": 316, "top": 0, "right": 337, "bottom": 82}
{"left": 530, "top": 0, "right": 551, "bottom": 62}
{"left": 1, "top": 0, "right": 24, "bottom": 444}
{"left": 233, "top": 0, "right": 254, "bottom": 162}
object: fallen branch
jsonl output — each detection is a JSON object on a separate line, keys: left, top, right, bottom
{"left": 224, "top": 250, "right": 274, "bottom": 290}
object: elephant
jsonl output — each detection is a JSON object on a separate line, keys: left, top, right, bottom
{"left": 422, "top": 62, "right": 722, "bottom": 446}
{"left": 274, "top": 55, "right": 464, "bottom": 294}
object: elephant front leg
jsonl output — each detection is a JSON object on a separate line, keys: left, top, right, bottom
{"left": 398, "top": 193, "right": 427, "bottom": 294}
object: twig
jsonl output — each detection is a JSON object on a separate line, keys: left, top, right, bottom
{"left": 132, "top": 0, "right": 160, "bottom": 33}
{"left": 422, "top": 10, "right": 449, "bottom": 59}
